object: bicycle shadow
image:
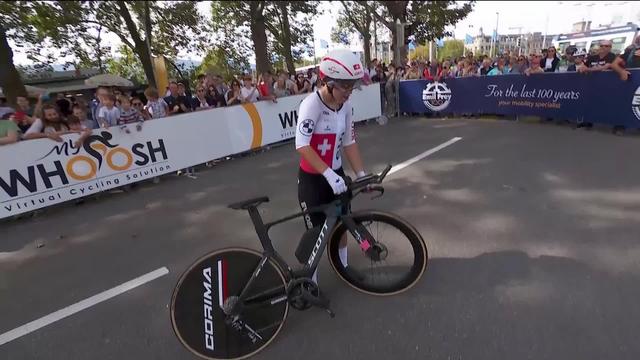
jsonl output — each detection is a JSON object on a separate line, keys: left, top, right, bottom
{"left": 265, "top": 250, "right": 640, "bottom": 360}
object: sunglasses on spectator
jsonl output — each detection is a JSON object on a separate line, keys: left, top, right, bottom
{"left": 601, "top": 45, "right": 611, "bottom": 48}
{"left": 132, "top": 102, "right": 143, "bottom": 106}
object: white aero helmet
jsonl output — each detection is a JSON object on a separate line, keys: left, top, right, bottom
{"left": 319, "top": 49, "right": 364, "bottom": 82}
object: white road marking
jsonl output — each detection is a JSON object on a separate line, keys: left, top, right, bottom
{"left": 388, "top": 137, "right": 463, "bottom": 175}
{"left": 0, "top": 267, "right": 169, "bottom": 346}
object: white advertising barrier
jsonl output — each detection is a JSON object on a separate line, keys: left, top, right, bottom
{"left": 0, "top": 83, "right": 381, "bottom": 219}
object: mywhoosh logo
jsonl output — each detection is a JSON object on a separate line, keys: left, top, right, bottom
{"left": 0, "top": 131, "right": 169, "bottom": 199}
{"left": 422, "top": 81, "right": 452, "bottom": 112}
{"left": 632, "top": 86, "right": 640, "bottom": 121}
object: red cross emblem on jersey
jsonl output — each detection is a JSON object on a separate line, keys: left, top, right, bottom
{"left": 310, "top": 134, "right": 336, "bottom": 166}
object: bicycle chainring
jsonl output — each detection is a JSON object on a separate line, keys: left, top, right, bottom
{"left": 286, "top": 278, "right": 319, "bottom": 311}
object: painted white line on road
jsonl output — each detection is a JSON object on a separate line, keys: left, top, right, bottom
{"left": 0, "top": 267, "right": 169, "bottom": 346}
{"left": 388, "top": 137, "right": 463, "bottom": 176}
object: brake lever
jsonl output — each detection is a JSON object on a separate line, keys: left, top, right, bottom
{"left": 368, "top": 185, "right": 384, "bottom": 200}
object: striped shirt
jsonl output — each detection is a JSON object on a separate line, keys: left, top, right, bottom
{"left": 118, "top": 108, "right": 143, "bottom": 125}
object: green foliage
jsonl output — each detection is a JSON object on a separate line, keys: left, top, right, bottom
{"left": 211, "top": 1, "right": 320, "bottom": 74}
{"left": 438, "top": 40, "right": 464, "bottom": 61}
{"left": 196, "top": 46, "right": 251, "bottom": 82}
{"left": 105, "top": 45, "right": 146, "bottom": 85}
{"left": 367, "top": 1, "right": 473, "bottom": 63}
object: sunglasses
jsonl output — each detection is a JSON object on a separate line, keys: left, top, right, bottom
{"left": 197, "top": 89, "right": 205, "bottom": 92}
{"left": 332, "top": 79, "right": 361, "bottom": 92}
{"left": 132, "top": 102, "right": 143, "bottom": 106}
{"left": 601, "top": 45, "right": 611, "bottom": 48}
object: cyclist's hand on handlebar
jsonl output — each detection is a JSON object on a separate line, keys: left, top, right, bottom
{"left": 323, "top": 168, "right": 348, "bottom": 194}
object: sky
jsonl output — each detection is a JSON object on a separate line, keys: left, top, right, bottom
{"left": 11, "top": 1, "right": 640, "bottom": 66}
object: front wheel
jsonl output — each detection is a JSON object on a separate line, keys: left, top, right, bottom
{"left": 328, "top": 211, "right": 427, "bottom": 296}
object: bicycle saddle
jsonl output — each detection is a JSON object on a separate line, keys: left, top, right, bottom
{"left": 228, "top": 196, "right": 270, "bottom": 210}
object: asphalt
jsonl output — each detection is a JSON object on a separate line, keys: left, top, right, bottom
{"left": 1, "top": 116, "right": 640, "bottom": 360}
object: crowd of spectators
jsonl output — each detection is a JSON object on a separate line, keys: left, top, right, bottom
{"left": 1, "top": 35, "right": 639, "bottom": 149}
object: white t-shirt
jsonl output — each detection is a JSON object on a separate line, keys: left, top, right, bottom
{"left": 145, "top": 99, "right": 168, "bottom": 119}
{"left": 295, "top": 91, "right": 355, "bottom": 174}
{"left": 544, "top": 58, "right": 554, "bottom": 70}
{"left": 240, "top": 86, "right": 259, "bottom": 103}
{"left": 98, "top": 106, "right": 121, "bottom": 127}
{"left": 25, "top": 118, "right": 69, "bottom": 135}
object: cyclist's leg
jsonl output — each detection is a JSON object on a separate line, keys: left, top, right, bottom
{"left": 297, "top": 167, "right": 341, "bottom": 283}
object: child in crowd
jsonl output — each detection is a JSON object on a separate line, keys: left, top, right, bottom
{"left": 72, "top": 104, "right": 96, "bottom": 130}
{"left": 144, "top": 87, "right": 169, "bottom": 119}
{"left": 117, "top": 95, "right": 144, "bottom": 133}
{"left": 66, "top": 115, "right": 92, "bottom": 148}
{"left": 97, "top": 94, "right": 121, "bottom": 128}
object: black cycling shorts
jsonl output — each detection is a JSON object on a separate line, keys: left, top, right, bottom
{"left": 298, "top": 167, "right": 346, "bottom": 229}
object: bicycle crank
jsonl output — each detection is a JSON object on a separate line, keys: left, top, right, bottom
{"left": 286, "top": 278, "right": 335, "bottom": 318}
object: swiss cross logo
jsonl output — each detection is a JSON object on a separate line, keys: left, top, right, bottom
{"left": 310, "top": 134, "right": 336, "bottom": 166}
{"left": 353, "top": 64, "right": 361, "bottom": 70}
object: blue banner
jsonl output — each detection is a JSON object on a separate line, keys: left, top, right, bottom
{"left": 398, "top": 71, "right": 640, "bottom": 129}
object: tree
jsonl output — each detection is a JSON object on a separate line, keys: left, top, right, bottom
{"left": 266, "top": 1, "right": 320, "bottom": 75}
{"left": 332, "top": 1, "right": 373, "bottom": 68}
{"left": 105, "top": 45, "right": 146, "bottom": 85}
{"left": 197, "top": 46, "right": 251, "bottom": 81}
{"left": 0, "top": 1, "right": 81, "bottom": 105}
{"left": 366, "top": 1, "right": 474, "bottom": 65}
{"left": 70, "top": 0, "right": 206, "bottom": 88}
{"left": 211, "top": 1, "right": 271, "bottom": 76}
{"left": 438, "top": 40, "right": 464, "bottom": 61}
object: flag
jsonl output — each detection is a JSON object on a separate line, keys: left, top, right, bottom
{"left": 319, "top": 39, "right": 329, "bottom": 49}
{"left": 492, "top": 30, "right": 498, "bottom": 41}
{"left": 408, "top": 40, "right": 416, "bottom": 50}
{"left": 465, "top": 34, "right": 473, "bottom": 45}
{"left": 436, "top": 38, "right": 445, "bottom": 47}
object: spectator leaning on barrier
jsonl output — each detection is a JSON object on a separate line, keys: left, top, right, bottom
{"left": 258, "top": 71, "right": 278, "bottom": 102}
{"left": 579, "top": 40, "right": 616, "bottom": 73}
{"left": 487, "top": 58, "right": 507, "bottom": 76}
{"left": 510, "top": 55, "right": 528, "bottom": 74}
{"left": 192, "top": 85, "right": 216, "bottom": 111}
{"left": 612, "top": 35, "right": 640, "bottom": 81}
{"left": 225, "top": 79, "right": 242, "bottom": 106}
{"left": 542, "top": 46, "right": 560, "bottom": 72}
{"left": 144, "top": 87, "right": 169, "bottom": 119}
{"left": 384, "top": 64, "right": 398, "bottom": 118}
{"left": 97, "top": 94, "right": 120, "bottom": 128}
{"left": 294, "top": 72, "right": 312, "bottom": 94}
{"left": 568, "top": 49, "right": 587, "bottom": 72}
{"left": 66, "top": 115, "right": 92, "bottom": 147}
{"left": 117, "top": 95, "right": 144, "bottom": 133}
{"left": 15, "top": 95, "right": 34, "bottom": 117}
{"left": 240, "top": 75, "right": 259, "bottom": 103}
{"left": 24, "top": 104, "right": 70, "bottom": 142}
{"left": 164, "top": 81, "right": 181, "bottom": 115}
{"left": 72, "top": 104, "right": 94, "bottom": 130}
{"left": 479, "top": 58, "right": 493, "bottom": 76}
{"left": 10, "top": 111, "right": 32, "bottom": 134}
{"left": 0, "top": 117, "right": 19, "bottom": 145}
{"left": 131, "top": 97, "right": 151, "bottom": 120}
{"left": 273, "top": 73, "right": 291, "bottom": 98}
{"left": 526, "top": 55, "right": 545, "bottom": 75}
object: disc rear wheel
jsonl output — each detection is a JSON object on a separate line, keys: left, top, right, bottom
{"left": 171, "top": 247, "right": 289, "bottom": 360}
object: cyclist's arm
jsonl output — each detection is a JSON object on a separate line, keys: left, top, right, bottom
{"left": 297, "top": 146, "right": 330, "bottom": 173}
{"left": 344, "top": 143, "right": 364, "bottom": 175}
{"left": 295, "top": 99, "right": 329, "bottom": 173}
{"left": 343, "top": 104, "right": 365, "bottom": 176}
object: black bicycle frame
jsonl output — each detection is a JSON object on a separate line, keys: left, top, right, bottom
{"left": 234, "top": 195, "right": 376, "bottom": 310}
